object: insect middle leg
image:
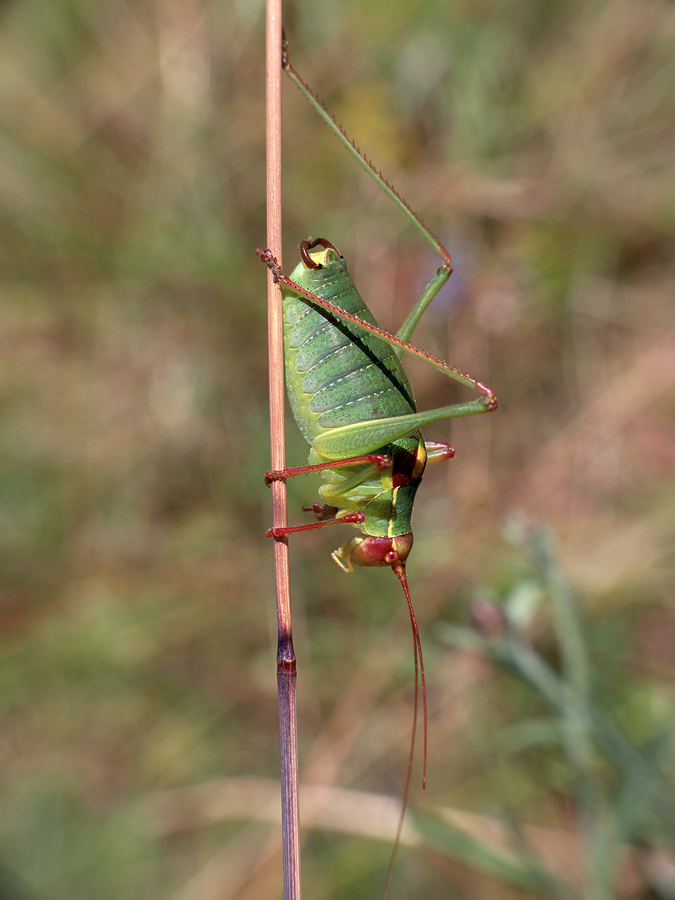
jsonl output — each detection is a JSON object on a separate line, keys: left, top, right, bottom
{"left": 265, "top": 453, "right": 391, "bottom": 485}
{"left": 424, "top": 441, "right": 455, "bottom": 463}
{"left": 265, "top": 455, "right": 391, "bottom": 538}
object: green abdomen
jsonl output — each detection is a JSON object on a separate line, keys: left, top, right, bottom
{"left": 283, "top": 255, "right": 416, "bottom": 453}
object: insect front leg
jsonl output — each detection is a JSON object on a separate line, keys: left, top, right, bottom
{"left": 265, "top": 454, "right": 391, "bottom": 538}
{"left": 266, "top": 510, "right": 365, "bottom": 538}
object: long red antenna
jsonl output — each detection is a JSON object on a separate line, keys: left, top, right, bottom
{"left": 382, "top": 561, "right": 427, "bottom": 900}
{"left": 393, "top": 561, "right": 427, "bottom": 784}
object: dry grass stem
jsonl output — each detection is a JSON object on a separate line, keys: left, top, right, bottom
{"left": 266, "top": 1, "right": 301, "bottom": 898}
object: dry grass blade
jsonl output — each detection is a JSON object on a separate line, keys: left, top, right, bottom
{"left": 265, "top": 1, "right": 301, "bottom": 898}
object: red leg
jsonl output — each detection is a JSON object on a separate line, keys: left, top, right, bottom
{"left": 265, "top": 454, "right": 391, "bottom": 485}
{"left": 424, "top": 441, "right": 455, "bottom": 463}
{"left": 266, "top": 511, "right": 365, "bottom": 538}
{"left": 302, "top": 503, "right": 337, "bottom": 520}
{"left": 256, "top": 248, "right": 497, "bottom": 410}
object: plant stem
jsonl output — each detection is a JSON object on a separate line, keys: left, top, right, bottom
{"left": 266, "top": 1, "right": 301, "bottom": 897}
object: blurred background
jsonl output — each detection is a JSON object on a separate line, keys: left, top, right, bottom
{"left": 0, "top": 0, "right": 673, "bottom": 897}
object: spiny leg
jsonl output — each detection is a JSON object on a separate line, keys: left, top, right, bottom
{"left": 425, "top": 441, "right": 455, "bottom": 463}
{"left": 395, "top": 264, "right": 453, "bottom": 352}
{"left": 256, "top": 248, "right": 496, "bottom": 409}
{"left": 297, "top": 235, "right": 455, "bottom": 370}
{"left": 265, "top": 453, "right": 391, "bottom": 485}
{"left": 266, "top": 511, "right": 365, "bottom": 538}
{"left": 281, "top": 34, "right": 452, "bottom": 266}
{"left": 319, "top": 462, "right": 387, "bottom": 502}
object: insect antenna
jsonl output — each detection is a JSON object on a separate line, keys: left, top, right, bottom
{"left": 382, "top": 560, "right": 427, "bottom": 900}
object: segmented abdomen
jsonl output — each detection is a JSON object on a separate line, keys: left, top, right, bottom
{"left": 283, "top": 256, "right": 416, "bottom": 448}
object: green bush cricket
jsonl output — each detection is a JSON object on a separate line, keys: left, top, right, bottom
{"left": 258, "top": 34, "right": 498, "bottom": 888}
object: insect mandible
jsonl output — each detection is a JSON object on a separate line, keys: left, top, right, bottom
{"left": 257, "top": 32, "right": 498, "bottom": 860}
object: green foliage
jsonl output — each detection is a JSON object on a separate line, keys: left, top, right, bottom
{"left": 436, "top": 524, "right": 675, "bottom": 898}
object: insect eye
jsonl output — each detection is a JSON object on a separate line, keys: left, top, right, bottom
{"left": 385, "top": 550, "right": 398, "bottom": 564}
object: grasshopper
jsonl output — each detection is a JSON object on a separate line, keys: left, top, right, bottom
{"left": 258, "top": 34, "right": 497, "bottom": 889}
